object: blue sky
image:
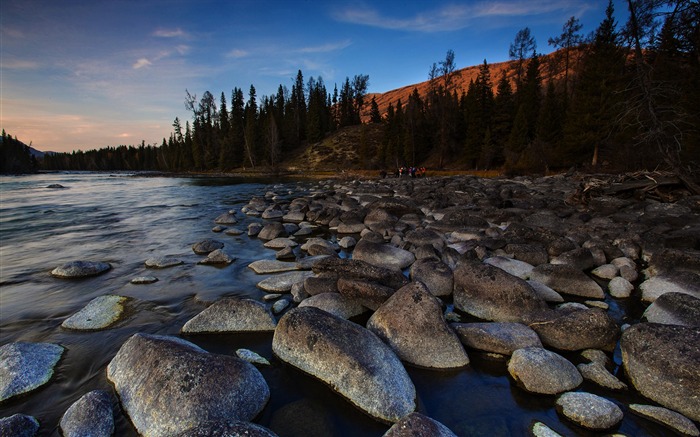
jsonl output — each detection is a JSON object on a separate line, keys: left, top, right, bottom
{"left": 1, "top": 0, "right": 626, "bottom": 153}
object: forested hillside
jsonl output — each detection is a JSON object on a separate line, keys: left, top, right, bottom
{"left": 39, "top": 1, "right": 699, "bottom": 184}
{"left": 1, "top": 130, "right": 38, "bottom": 174}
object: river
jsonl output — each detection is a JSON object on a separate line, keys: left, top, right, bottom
{"left": 0, "top": 172, "right": 670, "bottom": 436}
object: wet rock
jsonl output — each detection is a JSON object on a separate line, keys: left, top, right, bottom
{"left": 629, "top": 404, "right": 699, "bottom": 437}
{"left": 531, "top": 422, "right": 563, "bottom": 437}
{"left": 608, "top": 277, "right": 634, "bottom": 298}
{"left": 171, "top": 421, "right": 278, "bottom": 437}
{"left": 576, "top": 362, "right": 627, "bottom": 390}
{"left": 529, "top": 264, "right": 605, "bottom": 299}
{"left": 275, "top": 245, "right": 296, "bottom": 260}
{"left": 131, "top": 276, "right": 158, "bottom": 284}
{"left": 526, "top": 308, "right": 619, "bottom": 352}
{"left": 225, "top": 228, "right": 244, "bottom": 236}
{"left": 383, "top": 412, "right": 458, "bottom": 437}
{"left": 192, "top": 239, "right": 224, "bottom": 255}
{"left": 409, "top": 258, "right": 453, "bottom": 297}
{"left": 47, "top": 183, "right": 66, "bottom": 189}
{"left": 257, "top": 271, "right": 315, "bottom": 293}
{"left": 107, "top": 334, "right": 270, "bottom": 436}
{"left": 181, "top": 298, "right": 277, "bottom": 333}
{"left": 298, "top": 293, "right": 366, "bottom": 319}
{"left": 453, "top": 260, "right": 548, "bottom": 323}
{"left": 555, "top": 392, "right": 623, "bottom": 430}
{"left": 60, "top": 390, "right": 114, "bottom": 437}
{"left": 145, "top": 256, "right": 183, "bottom": 268}
{"left": 283, "top": 210, "right": 307, "bottom": 223}
{"left": 248, "top": 222, "right": 263, "bottom": 236}
{"left": 642, "top": 292, "right": 700, "bottom": 327}
{"left": 272, "top": 307, "right": 416, "bottom": 423}
{"left": 507, "top": 347, "right": 582, "bottom": 395}
{"left": 621, "top": 323, "right": 700, "bottom": 421}
{"left": 483, "top": 256, "right": 534, "bottom": 279}
{"left": 0, "top": 414, "right": 39, "bottom": 437}
{"left": 367, "top": 282, "right": 469, "bottom": 369}
{"left": 62, "top": 295, "right": 129, "bottom": 330}
{"left": 639, "top": 271, "right": 700, "bottom": 302}
{"left": 271, "top": 298, "right": 290, "bottom": 314}
{"left": 214, "top": 211, "right": 237, "bottom": 224}
{"left": 550, "top": 248, "right": 596, "bottom": 271}
{"left": 263, "top": 237, "right": 298, "bottom": 249}
{"left": 235, "top": 349, "right": 270, "bottom": 366}
{"left": 262, "top": 205, "right": 285, "bottom": 220}
{"left": 300, "top": 238, "right": 339, "bottom": 253}
{"left": 197, "top": 249, "right": 234, "bottom": 265}
{"left": 591, "top": 264, "right": 619, "bottom": 280}
{"left": 312, "top": 257, "right": 408, "bottom": 289}
{"left": 258, "top": 222, "right": 288, "bottom": 240}
{"left": 51, "top": 260, "right": 111, "bottom": 278}
{"left": 337, "top": 278, "right": 396, "bottom": 310}
{"left": 452, "top": 322, "right": 542, "bottom": 356}
{"left": 0, "top": 342, "right": 64, "bottom": 401}
{"left": 352, "top": 239, "right": 416, "bottom": 271}
{"left": 248, "top": 259, "right": 300, "bottom": 274}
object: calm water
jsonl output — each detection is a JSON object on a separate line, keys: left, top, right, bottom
{"left": 0, "top": 172, "right": 673, "bottom": 436}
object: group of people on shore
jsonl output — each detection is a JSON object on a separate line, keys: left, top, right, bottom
{"left": 380, "top": 166, "right": 427, "bottom": 179}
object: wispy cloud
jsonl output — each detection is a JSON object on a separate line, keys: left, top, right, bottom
{"left": 3, "top": 59, "right": 39, "bottom": 70}
{"left": 297, "top": 39, "right": 352, "bottom": 54}
{"left": 226, "top": 49, "right": 249, "bottom": 58}
{"left": 153, "top": 28, "right": 186, "bottom": 38}
{"left": 333, "top": 1, "right": 592, "bottom": 32}
{"left": 132, "top": 58, "right": 152, "bottom": 69}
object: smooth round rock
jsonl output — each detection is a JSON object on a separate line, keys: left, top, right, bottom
{"left": 383, "top": 412, "right": 457, "bottom": 437}
{"left": 452, "top": 322, "right": 542, "bottom": 356}
{"left": 192, "top": 239, "right": 224, "bottom": 255}
{"left": 145, "top": 256, "right": 183, "bottom": 268}
{"left": 51, "top": 261, "right": 111, "bottom": 278}
{"left": 62, "top": 295, "right": 128, "bottom": 330}
{"left": 529, "top": 264, "right": 604, "bottom": 299}
{"left": 256, "top": 271, "right": 315, "bottom": 293}
{"left": 576, "top": 362, "right": 628, "bottom": 390}
{"left": 640, "top": 272, "right": 700, "bottom": 303}
{"left": 248, "top": 259, "right": 301, "bottom": 274}
{"left": 0, "top": 414, "right": 40, "bottom": 437}
{"left": 171, "top": 421, "right": 278, "bottom": 437}
{"left": 197, "top": 249, "right": 234, "bottom": 265}
{"left": 60, "top": 390, "right": 114, "bottom": 437}
{"left": 555, "top": 392, "right": 623, "bottom": 430}
{"left": 608, "top": 276, "right": 634, "bottom": 298}
{"left": 507, "top": 347, "right": 582, "bottom": 395}
{"left": 298, "top": 293, "right": 366, "bottom": 320}
{"left": 107, "top": 333, "right": 270, "bottom": 436}
{"left": 214, "top": 211, "right": 237, "bottom": 224}
{"left": 629, "top": 404, "right": 699, "bottom": 437}
{"left": 591, "top": 264, "right": 619, "bottom": 280}
{"left": 409, "top": 258, "right": 453, "bottom": 297}
{"left": 352, "top": 239, "right": 416, "bottom": 271}
{"left": 483, "top": 256, "right": 534, "bottom": 279}
{"left": 0, "top": 342, "right": 64, "bottom": 401}
{"left": 272, "top": 307, "right": 416, "bottom": 423}
{"left": 526, "top": 308, "right": 619, "bottom": 352}
{"left": 181, "top": 298, "right": 277, "bottom": 333}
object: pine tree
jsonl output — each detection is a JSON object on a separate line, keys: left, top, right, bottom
{"left": 369, "top": 97, "right": 382, "bottom": 123}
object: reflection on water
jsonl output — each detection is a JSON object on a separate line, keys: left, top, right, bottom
{"left": 0, "top": 172, "right": 676, "bottom": 436}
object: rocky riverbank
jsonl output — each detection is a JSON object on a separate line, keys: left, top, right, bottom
{"left": 3, "top": 173, "right": 699, "bottom": 436}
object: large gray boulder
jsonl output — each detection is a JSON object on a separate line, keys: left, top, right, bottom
{"left": 107, "top": 333, "right": 270, "bottom": 436}
{"left": 298, "top": 293, "right": 366, "bottom": 320}
{"left": 51, "top": 260, "right": 111, "bottom": 278}
{"left": 181, "top": 298, "right": 277, "bottom": 333}
{"left": 60, "top": 390, "right": 114, "bottom": 437}
{"left": 367, "top": 282, "right": 469, "bottom": 369}
{"left": 525, "top": 308, "right": 619, "bottom": 352}
{"left": 452, "top": 322, "right": 542, "bottom": 356}
{"left": 171, "top": 421, "right": 278, "bottom": 437}
{"left": 529, "top": 264, "right": 605, "bottom": 299}
{"left": 453, "top": 260, "right": 548, "bottom": 322}
{"left": 642, "top": 292, "right": 700, "bottom": 327}
{"left": 555, "top": 392, "right": 623, "bottom": 430}
{"left": 0, "top": 414, "right": 39, "bottom": 437}
{"left": 337, "top": 278, "right": 396, "bottom": 311}
{"left": 621, "top": 323, "right": 700, "bottom": 421}
{"left": 483, "top": 256, "right": 534, "bottom": 280}
{"left": 352, "top": 239, "right": 416, "bottom": 271}
{"left": 639, "top": 272, "right": 700, "bottom": 302}
{"left": 409, "top": 258, "right": 453, "bottom": 297}
{"left": 0, "top": 342, "right": 64, "bottom": 402}
{"left": 272, "top": 307, "right": 416, "bottom": 423}
{"left": 383, "top": 412, "right": 458, "bottom": 437}
{"left": 62, "top": 295, "right": 129, "bottom": 330}
{"left": 507, "top": 347, "right": 582, "bottom": 395}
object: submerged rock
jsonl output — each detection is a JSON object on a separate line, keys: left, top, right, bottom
{"left": 0, "top": 342, "right": 64, "bottom": 402}
{"left": 62, "top": 295, "right": 129, "bottom": 330}
{"left": 131, "top": 276, "right": 158, "bottom": 284}
{"left": 181, "top": 298, "right": 277, "bottom": 333}
{"left": 60, "top": 390, "right": 114, "bottom": 437}
{"left": 272, "top": 307, "right": 416, "bottom": 423}
{"left": 507, "top": 347, "right": 582, "bottom": 395}
{"left": 0, "top": 414, "right": 40, "bottom": 437}
{"left": 145, "top": 256, "right": 183, "bottom": 268}
{"left": 214, "top": 211, "right": 237, "bottom": 224}
{"left": 555, "top": 392, "right": 623, "bottom": 430}
{"left": 107, "top": 333, "right": 270, "bottom": 436}
{"left": 383, "top": 412, "right": 458, "bottom": 437}
{"left": 51, "top": 260, "right": 111, "bottom": 278}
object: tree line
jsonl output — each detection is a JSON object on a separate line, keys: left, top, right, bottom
{"left": 37, "top": 0, "right": 699, "bottom": 179}
{"left": 1, "top": 130, "right": 39, "bottom": 174}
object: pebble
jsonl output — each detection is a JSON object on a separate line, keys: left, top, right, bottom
{"left": 236, "top": 348, "right": 271, "bottom": 366}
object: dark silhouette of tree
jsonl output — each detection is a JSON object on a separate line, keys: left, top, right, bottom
{"left": 548, "top": 16, "right": 584, "bottom": 97}
{"left": 509, "top": 27, "right": 537, "bottom": 92}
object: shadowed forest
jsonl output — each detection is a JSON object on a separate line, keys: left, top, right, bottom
{"left": 6, "top": 1, "right": 699, "bottom": 184}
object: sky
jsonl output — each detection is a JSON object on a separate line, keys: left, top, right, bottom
{"left": 1, "top": 0, "right": 627, "bottom": 153}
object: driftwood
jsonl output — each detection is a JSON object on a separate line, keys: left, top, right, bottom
{"left": 567, "top": 171, "right": 697, "bottom": 205}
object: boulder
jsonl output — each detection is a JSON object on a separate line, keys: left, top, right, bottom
{"left": 483, "top": 256, "right": 534, "bottom": 279}
{"left": 192, "top": 239, "right": 224, "bottom": 255}
{"left": 453, "top": 260, "right": 548, "bottom": 322}
{"left": 639, "top": 272, "right": 700, "bottom": 302}
{"left": 0, "top": 414, "right": 39, "bottom": 437}
{"left": 591, "top": 264, "right": 619, "bottom": 280}
{"left": 145, "top": 256, "right": 184, "bottom": 268}
{"left": 262, "top": 205, "right": 285, "bottom": 220}
{"left": 337, "top": 278, "right": 396, "bottom": 311}
{"left": 171, "top": 421, "right": 278, "bottom": 437}
{"left": 525, "top": 308, "right": 619, "bottom": 352}
{"left": 576, "top": 362, "right": 627, "bottom": 390}
{"left": 608, "top": 277, "right": 634, "bottom": 298}
{"left": 300, "top": 238, "right": 338, "bottom": 253}
{"left": 182, "top": 298, "right": 276, "bottom": 333}
{"left": 452, "top": 322, "right": 542, "bottom": 356}
{"left": 629, "top": 404, "right": 699, "bottom": 437}
{"left": 51, "top": 260, "right": 111, "bottom": 278}
{"left": 0, "top": 342, "right": 64, "bottom": 401}
{"left": 352, "top": 239, "right": 416, "bottom": 271}
{"left": 298, "top": 293, "right": 366, "bottom": 320}
{"left": 312, "top": 257, "right": 408, "bottom": 289}
{"left": 409, "top": 258, "right": 453, "bottom": 297}
{"left": 107, "top": 333, "right": 270, "bottom": 436}
{"left": 257, "top": 222, "right": 287, "bottom": 240}
{"left": 383, "top": 412, "right": 457, "bottom": 437}
{"left": 404, "top": 229, "right": 446, "bottom": 251}
{"left": 504, "top": 243, "right": 548, "bottom": 267}
{"left": 529, "top": 264, "right": 605, "bottom": 299}
{"left": 367, "top": 282, "right": 469, "bottom": 369}
{"left": 272, "top": 307, "right": 416, "bottom": 423}
{"left": 214, "top": 211, "right": 237, "bottom": 224}
{"left": 248, "top": 259, "right": 301, "bottom": 274}
{"left": 197, "top": 249, "right": 234, "bottom": 265}
{"left": 621, "top": 323, "right": 700, "bottom": 421}
{"left": 256, "top": 271, "right": 315, "bottom": 293}
{"left": 60, "top": 390, "right": 114, "bottom": 437}
{"left": 527, "top": 280, "right": 564, "bottom": 303}
{"left": 303, "top": 275, "right": 339, "bottom": 296}
{"left": 507, "top": 347, "right": 582, "bottom": 395}
{"left": 263, "top": 238, "right": 298, "bottom": 249}
{"left": 62, "top": 295, "right": 129, "bottom": 330}
{"left": 338, "top": 236, "right": 357, "bottom": 249}
{"left": 555, "top": 392, "right": 623, "bottom": 430}
{"left": 550, "top": 248, "right": 596, "bottom": 271}
{"left": 642, "top": 292, "right": 700, "bottom": 327}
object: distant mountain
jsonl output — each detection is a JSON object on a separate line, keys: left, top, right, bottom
{"left": 29, "top": 146, "right": 47, "bottom": 159}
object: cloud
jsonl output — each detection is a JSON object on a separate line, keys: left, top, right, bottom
{"left": 227, "top": 49, "right": 249, "bottom": 58}
{"left": 3, "top": 59, "right": 39, "bottom": 70}
{"left": 333, "top": 1, "right": 592, "bottom": 32}
{"left": 117, "top": 132, "right": 131, "bottom": 138}
{"left": 153, "top": 28, "right": 186, "bottom": 38}
{"left": 298, "top": 39, "right": 352, "bottom": 54}
{"left": 133, "top": 58, "right": 152, "bottom": 69}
